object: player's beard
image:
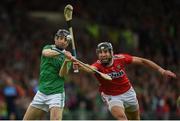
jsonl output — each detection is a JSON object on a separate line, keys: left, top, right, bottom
{"left": 100, "top": 57, "right": 112, "bottom": 66}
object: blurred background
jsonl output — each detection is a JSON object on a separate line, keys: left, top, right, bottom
{"left": 0, "top": 0, "right": 179, "bottom": 120}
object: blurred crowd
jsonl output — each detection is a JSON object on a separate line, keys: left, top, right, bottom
{"left": 0, "top": 0, "right": 179, "bottom": 120}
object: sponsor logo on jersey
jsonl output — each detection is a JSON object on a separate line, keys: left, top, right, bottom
{"left": 107, "top": 70, "right": 125, "bottom": 79}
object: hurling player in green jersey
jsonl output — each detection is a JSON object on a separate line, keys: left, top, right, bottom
{"left": 23, "top": 29, "right": 74, "bottom": 120}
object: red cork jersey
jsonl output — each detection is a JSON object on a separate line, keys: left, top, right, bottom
{"left": 92, "top": 54, "right": 133, "bottom": 95}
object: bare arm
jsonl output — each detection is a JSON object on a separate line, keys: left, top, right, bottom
{"left": 59, "top": 59, "right": 71, "bottom": 77}
{"left": 73, "top": 61, "right": 96, "bottom": 73}
{"left": 132, "top": 56, "right": 176, "bottom": 78}
{"left": 59, "top": 51, "right": 74, "bottom": 77}
{"left": 42, "top": 49, "right": 61, "bottom": 57}
{"left": 73, "top": 61, "right": 112, "bottom": 80}
{"left": 77, "top": 62, "right": 97, "bottom": 73}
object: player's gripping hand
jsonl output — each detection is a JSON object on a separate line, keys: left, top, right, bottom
{"left": 73, "top": 62, "right": 79, "bottom": 70}
{"left": 64, "top": 50, "right": 75, "bottom": 62}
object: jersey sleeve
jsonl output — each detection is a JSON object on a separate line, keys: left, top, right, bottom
{"left": 122, "top": 54, "right": 133, "bottom": 64}
{"left": 91, "top": 61, "right": 101, "bottom": 70}
{"left": 115, "top": 53, "right": 132, "bottom": 65}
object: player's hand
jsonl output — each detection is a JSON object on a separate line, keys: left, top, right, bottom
{"left": 73, "top": 62, "right": 79, "bottom": 70}
{"left": 64, "top": 51, "right": 75, "bottom": 61}
{"left": 162, "top": 70, "right": 176, "bottom": 80}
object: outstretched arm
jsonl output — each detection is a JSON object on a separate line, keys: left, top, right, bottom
{"left": 74, "top": 62, "right": 97, "bottom": 73}
{"left": 132, "top": 56, "right": 176, "bottom": 79}
{"left": 73, "top": 62, "right": 112, "bottom": 80}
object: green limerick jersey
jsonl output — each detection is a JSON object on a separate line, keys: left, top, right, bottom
{"left": 38, "top": 45, "right": 72, "bottom": 95}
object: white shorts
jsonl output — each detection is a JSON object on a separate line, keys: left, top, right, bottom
{"left": 30, "top": 91, "right": 65, "bottom": 112}
{"left": 101, "top": 87, "right": 139, "bottom": 112}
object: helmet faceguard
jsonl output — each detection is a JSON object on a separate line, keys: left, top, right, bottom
{"left": 55, "top": 29, "right": 72, "bottom": 43}
{"left": 96, "top": 42, "right": 113, "bottom": 66}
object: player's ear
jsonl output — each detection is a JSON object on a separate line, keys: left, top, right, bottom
{"left": 54, "top": 36, "right": 59, "bottom": 41}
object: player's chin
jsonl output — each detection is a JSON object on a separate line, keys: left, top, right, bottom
{"left": 58, "top": 44, "right": 67, "bottom": 49}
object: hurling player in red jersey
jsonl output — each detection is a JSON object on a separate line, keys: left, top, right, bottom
{"left": 75, "top": 42, "right": 176, "bottom": 120}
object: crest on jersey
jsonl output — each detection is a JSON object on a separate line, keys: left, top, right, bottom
{"left": 117, "top": 65, "right": 121, "bottom": 69}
